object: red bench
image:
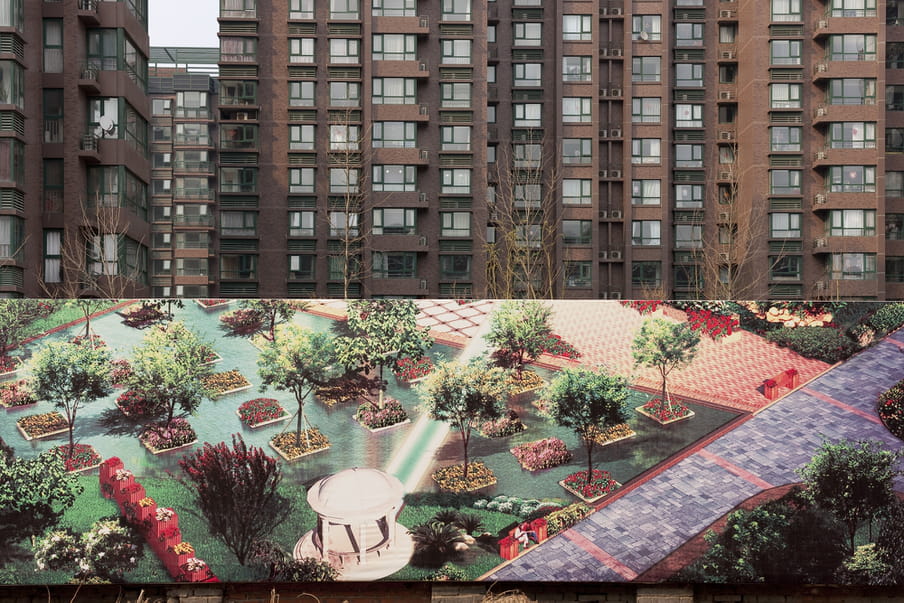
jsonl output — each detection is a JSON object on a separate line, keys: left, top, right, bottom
{"left": 499, "top": 518, "right": 549, "bottom": 560}
{"left": 763, "top": 368, "right": 799, "bottom": 400}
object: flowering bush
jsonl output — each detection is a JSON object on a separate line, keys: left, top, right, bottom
{"left": 203, "top": 370, "right": 251, "bottom": 395}
{"left": 878, "top": 378, "right": 904, "bottom": 440}
{"left": 17, "top": 411, "right": 68, "bottom": 438}
{"left": 110, "top": 359, "right": 132, "bottom": 385}
{"left": 640, "top": 397, "right": 692, "bottom": 423}
{"left": 155, "top": 507, "right": 175, "bottom": 521}
{"left": 199, "top": 346, "right": 219, "bottom": 364}
{"left": 219, "top": 308, "right": 263, "bottom": 336}
{"left": 237, "top": 398, "right": 287, "bottom": 427}
{"left": 0, "top": 355, "right": 20, "bottom": 374}
{"left": 0, "top": 379, "right": 35, "bottom": 407}
{"left": 507, "top": 370, "right": 545, "bottom": 395}
{"left": 182, "top": 557, "right": 207, "bottom": 572}
{"left": 33, "top": 528, "right": 80, "bottom": 572}
{"left": 511, "top": 437, "right": 572, "bottom": 471}
{"left": 171, "top": 541, "right": 195, "bottom": 555}
{"left": 432, "top": 461, "right": 496, "bottom": 493}
{"left": 69, "top": 333, "right": 106, "bottom": 348}
{"left": 620, "top": 300, "right": 661, "bottom": 315}
{"left": 140, "top": 418, "right": 197, "bottom": 452}
{"left": 122, "top": 304, "right": 166, "bottom": 329}
{"left": 541, "top": 333, "right": 581, "bottom": 360}
{"left": 34, "top": 518, "right": 143, "bottom": 581}
{"left": 545, "top": 502, "right": 594, "bottom": 535}
{"left": 480, "top": 411, "right": 526, "bottom": 437}
{"left": 392, "top": 356, "right": 434, "bottom": 382}
{"left": 686, "top": 309, "right": 739, "bottom": 340}
{"left": 562, "top": 469, "right": 620, "bottom": 501}
{"left": 588, "top": 422, "right": 636, "bottom": 445}
{"left": 50, "top": 444, "right": 102, "bottom": 472}
{"left": 116, "top": 390, "right": 155, "bottom": 417}
{"left": 355, "top": 397, "right": 408, "bottom": 429}
{"left": 113, "top": 468, "right": 134, "bottom": 481}
{"left": 270, "top": 429, "right": 330, "bottom": 459}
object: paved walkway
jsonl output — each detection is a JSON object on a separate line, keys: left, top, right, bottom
{"left": 486, "top": 328, "right": 904, "bottom": 582}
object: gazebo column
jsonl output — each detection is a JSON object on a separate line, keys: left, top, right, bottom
{"left": 359, "top": 522, "right": 367, "bottom": 565}
{"left": 387, "top": 511, "right": 395, "bottom": 547}
{"left": 320, "top": 518, "right": 329, "bottom": 559}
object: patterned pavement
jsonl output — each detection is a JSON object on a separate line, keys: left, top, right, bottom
{"left": 486, "top": 328, "right": 904, "bottom": 582}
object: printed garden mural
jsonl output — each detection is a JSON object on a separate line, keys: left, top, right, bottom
{"left": 1, "top": 299, "right": 904, "bottom": 585}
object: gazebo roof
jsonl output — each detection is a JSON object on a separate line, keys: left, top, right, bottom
{"left": 307, "top": 467, "right": 404, "bottom": 521}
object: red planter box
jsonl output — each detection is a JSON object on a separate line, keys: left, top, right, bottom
{"left": 530, "top": 518, "right": 548, "bottom": 542}
{"left": 499, "top": 536, "right": 519, "bottom": 560}
{"left": 153, "top": 515, "right": 179, "bottom": 539}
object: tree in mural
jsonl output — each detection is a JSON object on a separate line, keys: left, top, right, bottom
{"left": 544, "top": 366, "right": 630, "bottom": 486}
{"left": 0, "top": 300, "right": 53, "bottom": 368}
{"left": 485, "top": 300, "right": 552, "bottom": 377}
{"left": 419, "top": 357, "right": 510, "bottom": 481}
{"left": 631, "top": 318, "right": 700, "bottom": 416}
{"left": 33, "top": 517, "right": 144, "bottom": 582}
{"left": 797, "top": 439, "right": 901, "bottom": 554}
{"left": 126, "top": 321, "right": 213, "bottom": 430}
{"left": 30, "top": 340, "right": 112, "bottom": 457}
{"left": 178, "top": 435, "right": 291, "bottom": 566}
{"left": 335, "top": 299, "right": 433, "bottom": 406}
{"left": 257, "top": 325, "right": 336, "bottom": 448}
{"left": 221, "top": 299, "right": 302, "bottom": 342}
{"left": 0, "top": 451, "right": 82, "bottom": 556}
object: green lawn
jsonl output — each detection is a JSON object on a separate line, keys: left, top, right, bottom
{"left": 21, "top": 301, "right": 121, "bottom": 343}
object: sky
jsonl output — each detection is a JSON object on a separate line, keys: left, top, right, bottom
{"left": 148, "top": 0, "right": 219, "bottom": 48}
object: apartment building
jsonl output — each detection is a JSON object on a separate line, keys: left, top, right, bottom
{"left": 6, "top": 0, "right": 152, "bottom": 298}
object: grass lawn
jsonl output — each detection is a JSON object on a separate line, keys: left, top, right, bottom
{"left": 22, "top": 301, "right": 121, "bottom": 342}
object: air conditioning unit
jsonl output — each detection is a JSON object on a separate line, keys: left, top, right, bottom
{"left": 419, "top": 16, "right": 428, "bottom": 28}
{"left": 600, "top": 48, "right": 609, "bottom": 57}
{"left": 610, "top": 209, "right": 623, "bottom": 219}
{"left": 419, "top": 62, "right": 428, "bottom": 71}
{"left": 815, "top": 280, "right": 826, "bottom": 291}
{"left": 719, "top": 91, "right": 734, "bottom": 100}
{"left": 815, "top": 193, "right": 826, "bottom": 204}
{"left": 719, "top": 252, "right": 730, "bottom": 262}
{"left": 816, "top": 63, "right": 828, "bottom": 72}
{"left": 419, "top": 191, "right": 427, "bottom": 201}
{"left": 611, "top": 48, "right": 623, "bottom": 57}
{"left": 611, "top": 128, "right": 622, "bottom": 138}
{"left": 599, "top": 129, "right": 608, "bottom": 138}
{"left": 610, "top": 169, "right": 622, "bottom": 178}
{"left": 610, "top": 291, "right": 622, "bottom": 299}
{"left": 419, "top": 236, "right": 428, "bottom": 246}
{"left": 719, "top": 131, "right": 734, "bottom": 140}
{"left": 599, "top": 250, "right": 608, "bottom": 259}
{"left": 719, "top": 171, "right": 732, "bottom": 180}
{"left": 816, "top": 150, "right": 827, "bottom": 160}
{"left": 236, "top": 112, "right": 249, "bottom": 120}
{"left": 599, "top": 6, "right": 608, "bottom": 15}
{"left": 719, "top": 212, "right": 730, "bottom": 221}
{"left": 610, "top": 7, "right": 622, "bottom": 15}
{"left": 817, "top": 19, "right": 828, "bottom": 28}
{"left": 419, "top": 279, "right": 428, "bottom": 290}
{"left": 610, "top": 88, "right": 622, "bottom": 97}
{"left": 720, "top": 51, "right": 736, "bottom": 60}
{"left": 599, "top": 210, "right": 608, "bottom": 219}
{"left": 720, "top": 9, "right": 735, "bottom": 18}
{"left": 420, "top": 149, "right": 429, "bottom": 160}
{"left": 816, "top": 106, "right": 827, "bottom": 116}
{"left": 814, "top": 238, "right": 827, "bottom": 248}
{"left": 610, "top": 250, "right": 622, "bottom": 260}
{"left": 599, "top": 169, "right": 608, "bottom": 178}
{"left": 600, "top": 88, "right": 609, "bottom": 97}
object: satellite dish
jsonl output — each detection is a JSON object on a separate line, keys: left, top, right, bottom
{"left": 98, "top": 115, "right": 116, "bottom": 136}
{"left": 640, "top": 30, "right": 650, "bottom": 41}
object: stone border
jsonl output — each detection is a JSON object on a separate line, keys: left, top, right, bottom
{"left": 235, "top": 409, "right": 291, "bottom": 429}
{"left": 194, "top": 299, "right": 231, "bottom": 311}
{"left": 16, "top": 422, "right": 69, "bottom": 441}
{"left": 141, "top": 438, "right": 198, "bottom": 455}
{"left": 593, "top": 430, "right": 637, "bottom": 448}
{"left": 1, "top": 401, "right": 37, "bottom": 411}
{"left": 558, "top": 478, "right": 622, "bottom": 504}
{"left": 208, "top": 383, "right": 253, "bottom": 399}
{"left": 635, "top": 406, "right": 696, "bottom": 425}
{"left": 0, "top": 357, "right": 23, "bottom": 381}
{"left": 200, "top": 352, "right": 223, "bottom": 367}
{"left": 356, "top": 417, "right": 411, "bottom": 433}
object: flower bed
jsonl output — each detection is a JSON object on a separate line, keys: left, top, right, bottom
{"left": 507, "top": 370, "right": 546, "bottom": 398}
{"left": 269, "top": 429, "right": 330, "bottom": 461}
{"left": 636, "top": 397, "right": 695, "bottom": 425}
{"left": 559, "top": 469, "right": 621, "bottom": 503}
{"left": 541, "top": 333, "right": 581, "bottom": 360}
{"left": 686, "top": 309, "right": 740, "bottom": 341}
{"left": 0, "top": 355, "right": 22, "bottom": 379}
{"left": 878, "top": 378, "right": 904, "bottom": 441}
{"left": 199, "top": 347, "right": 222, "bottom": 367}
{"left": 316, "top": 380, "right": 370, "bottom": 407}
{"left": 140, "top": 418, "right": 198, "bottom": 454}
{"left": 236, "top": 398, "right": 290, "bottom": 429}
{"left": 511, "top": 437, "right": 572, "bottom": 471}
{"left": 0, "top": 379, "right": 36, "bottom": 408}
{"left": 480, "top": 412, "right": 526, "bottom": 438}
{"left": 202, "top": 370, "right": 252, "bottom": 398}
{"left": 620, "top": 300, "right": 662, "bottom": 315}
{"left": 587, "top": 423, "right": 637, "bottom": 446}
{"left": 16, "top": 411, "right": 69, "bottom": 440}
{"left": 120, "top": 304, "right": 167, "bottom": 329}
{"left": 111, "top": 359, "right": 133, "bottom": 387}
{"left": 393, "top": 356, "right": 434, "bottom": 383}
{"left": 355, "top": 398, "right": 409, "bottom": 431}
{"left": 196, "top": 299, "right": 231, "bottom": 310}
{"left": 50, "top": 443, "right": 103, "bottom": 473}
{"left": 116, "top": 389, "right": 156, "bottom": 418}
{"left": 432, "top": 461, "right": 497, "bottom": 493}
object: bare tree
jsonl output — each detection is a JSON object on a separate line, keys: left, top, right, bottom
{"left": 483, "top": 132, "right": 564, "bottom": 298}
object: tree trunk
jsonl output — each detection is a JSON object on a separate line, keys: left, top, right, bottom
{"left": 166, "top": 401, "right": 175, "bottom": 430}
{"left": 585, "top": 436, "right": 594, "bottom": 486}
{"left": 461, "top": 429, "right": 470, "bottom": 480}
{"left": 377, "top": 363, "right": 385, "bottom": 408}
{"left": 295, "top": 395, "right": 304, "bottom": 448}
{"left": 67, "top": 404, "right": 76, "bottom": 458}
{"left": 661, "top": 366, "right": 671, "bottom": 415}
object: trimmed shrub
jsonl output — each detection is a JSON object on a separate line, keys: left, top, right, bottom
{"left": 867, "top": 304, "right": 904, "bottom": 335}
{"left": 545, "top": 502, "right": 593, "bottom": 535}
{"left": 431, "top": 562, "right": 467, "bottom": 581}
{"left": 764, "top": 327, "right": 859, "bottom": 364}
{"left": 878, "top": 378, "right": 904, "bottom": 440}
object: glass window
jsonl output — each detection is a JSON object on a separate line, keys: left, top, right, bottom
{"left": 330, "top": 167, "right": 360, "bottom": 193}
{"left": 329, "top": 211, "right": 359, "bottom": 236}
{"left": 330, "top": 0, "right": 360, "bottom": 19}
{"left": 675, "top": 104, "right": 703, "bottom": 128}
{"left": 719, "top": 24, "right": 737, "bottom": 44}
{"left": 560, "top": 139, "right": 590, "bottom": 164}
{"left": 43, "top": 229, "right": 62, "bottom": 282}
{"left": 514, "top": 63, "right": 542, "bottom": 86}
{"left": 770, "top": 40, "right": 802, "bottom": 64}
{"left": 372, "top": 34, "right": 416, "bottom": 60}
{"left": 564, "top": 262, "right": 592, "bottom": 288}
{"left": 675, "top": 184, "right": 704, "bottom": 208}
{"left": 675, "top": 225, "right": 702, "bottom": 249}
{"left": 888, "top": 85, "right": 904, "bottom": 110}
{"left": 442, "top": 0, "right": 470, "bottom": 20}
{"left": 632, "top": 138, "right": 661, "bottom": 164}
{"left": 288, "top": 255, "right": 316, "bottom": 279}
{"left": 0, "top": 0, "right": 23, "bottom": 31}
{"left": 373, "top": 0, "right": 415, "bottom": 16}
{"left": 771, "top": 212, "right": 801, "bottom": 237}
{"left": 441, "top": 169, "right": 471, "bottom": 193}
{"left": 770, "top": 256, "right": 801, "bottom": 280}
{"left": 513, "top": 103, "right": 542, "bottom": 126}
{"left": 289, "top": 81, "right": 315, "bottom": 106}
{"left": 828, "top": 78, "right": 876, "bottom": 104}
{"left": 441, "top": 82, "right": 471, "bottom": 107}
{"left": 563, "top": 179, "right": 592, "bottom": 205}
{"left": 329, "top": 124, "right": 359, "bottom": 150}
{"left": 830, "top": 253, "right": 876, "bottom": 279}
{"left": 372, "top": 78, "right": 414, "bottom": 104}
{"left": 373, "top": 252, "right": 416, "bottom": 278}
{"left": 441, "top": 211, "right": 471, "bottom": 236}
{"left": 771, "top": 83, "right": 802, "bottom": 108}
{"left": 772, "top": 0, "right": 801, "bottom": 21}
{"left": 887, "top": 257, "right": 904, "bottom": 282}
{"left": 771, "top": 126, "right": 802, "bottom": 151}
{"left": 373, "top": 208, "right": 416, "bottom": 235}
{"left": 629, "top": 180, "right": 660, "bottom": 206}
{"left": 514, "top": 22, "right": 542, "bottom": 46}
{"left": 220, "top": 36, "right": 257, "bottom": 62}
{"left": 289, "top": 38, "right": 315, "bottom": 63}
{"left": 674, "top": 63, "right": 703, "bottom": 86}
{"left": 330, "top": 38, "right": 360, "bottom": 63}
{"left": 330, "top": 81, "right": 361, "bottom": 106}
{"left": 829, "top": 122, "right": 875, "bottom": 148}
{"left": 513, "top": 143, "right": 543, "bottom": 168}
{"left": 632, "top": 220, "right": 661, "bottom": 245}
{"left": 371, "top": 165, "right": 415, "bottom": 192}
{"left": 828, "top": 209, "right": 876, "bottom": 236}
{"left": 514, "top": 184, "right": 542, "bottom": 208}
{"left": 562, "top": 56, "right": 592, "bottom": 82}
{"left": 888, "top": 128, "right": 904, "bottom": 152}
{"left": 289, "top": 124, "right": 316, "bottom": 150}
{"left": 220, "top": 124, "right": 258, "bottom": 150}
{"left": 440, "top": 255, "right": 471, "bottom": 280}
{"left": 290, "top": 0, "right": 315, "bottom": 19}
{"left": 674, "top": 144, "right": 703, "bottom": 167}
{"left": 632, "top": 57, "right": 661, "bottom": 82}
{"left": 562, "top": 15, "right": 592, "bottom": 40}
{"left": 0, "top": 61, "right": 24, "bottom": 109}
{"left": 563, "top": 220, "right": 592, "bottom": 245}
{"left": 828, "top": 165, "right": 876, "bottom": 192}
{"left": 770, "top": 170, "right": 802, "bottom": 194}
{"left": 374, "top": 121, "right": 416, "bottom": 148}
{"left": 43, "top": 19, "right": 63, "bottom": 73}
{"left": 289, "top": 167, "right": 315, "bottom": 193}
{"left": 442, "top": 39, "right": 471, "bottom": 64}
{"left": 632, "top": 262, "right": 662, "bottom": 287}
{"left": 632, "top": 16, "right": 661, "bottom": 41}
{"left": 829, "top": 34, "right": 877, "bottom": 61}
{"left": 515, "top": 224, "right": 542, "bottom": 248}
{"left": 675, "top": 23, "right": 704, "bottom": 46}
{"left": 441, "top": 125, "right": 470, "bottom": 150}
{"left": 888, "top": 172, "right": 904, "bottom": 197}
{"left": 220, "top": 211, "right": 257, "bottom": 236}
{"left": 288, "top": 211, "right": 315, "bottom": 236}
{"left": 632, "top": 98, "right": 661, "bottom": 123}
{"left": 562, "top": 97, "right": 591, "bottom": 122}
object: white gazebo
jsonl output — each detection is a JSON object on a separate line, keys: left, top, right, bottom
{"left": 294, "top": 467, "right": 414, "bottom": 580}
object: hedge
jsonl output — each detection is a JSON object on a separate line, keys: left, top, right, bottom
{"left": 764, "top": 327, "right": 859, "bottom": 364}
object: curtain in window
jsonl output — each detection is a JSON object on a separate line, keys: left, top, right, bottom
{"left": 44, "top": 231, "right": 61, "bottom": 283}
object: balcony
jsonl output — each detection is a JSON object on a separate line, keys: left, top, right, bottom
{"left": 79, "top": 134, "right": 101, "bottom": 163}
{"left": 372, "top": 15, "right": 429, "bottom": 35}
{"left": 172, "top": 188, "right": 214, "bottom": 200}
{"left": 173, "top": 214, "right": 214, "bottom": 227}
{"left": 173, "top": 161, "right": 213, "bottom": 175}
{"left": 371, "top": 234, "right": 429, "bottom": 252}
{"left": 44, "top": 119, "right": 63, "bottom": 144}
{"left": 78, "top": 63, "right": 101, "bottom": 94}
{"left": 77, "top": 0, "right": 100, "bottom": 25}
{"left": 369, "top": 277, "right": 427, "bottom": 296}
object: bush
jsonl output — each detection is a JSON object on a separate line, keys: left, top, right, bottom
{"left": 545, "top": 502, "right": 593, "bottom": 535}
{"left": 431, "top": 562, "right": 468, "bottom": 581}
{"left": 510, "top": 437, "right": 572, "bottom": 471}
{"left": 878, "top": 378, "right": 904, "bottom": 440}
{"left": 765, "top": 326, "right": 859, "bottom": 364}
{"left": 867, "top": 304, "right": 904, "bottom": 335}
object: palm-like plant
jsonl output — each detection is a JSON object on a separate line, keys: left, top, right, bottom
{"left": 453, "top": 512, "right": 485, "bottom": 535}
{"left": 408, "top": 521, "right": 466, "bottom": 567}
